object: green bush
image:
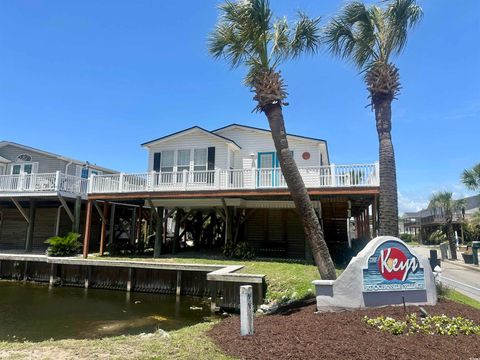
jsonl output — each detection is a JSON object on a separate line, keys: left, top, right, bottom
{"left": 222, "top": 241, "right": 255, "bottom": 260}
{"left": 426, "top": 230, "right": 447, "bottom": 245}
{"left": 364, "top": 314, "right": 480, "bottom": 335}
{"left": 45, "top": 232, "right": 82, "bottom": 257}
{"left": 400, "top": 233, "right": 413, "bottom": 242}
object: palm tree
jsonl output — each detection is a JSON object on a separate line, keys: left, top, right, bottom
{"left": 430, "top": 191, "right": 465, "bottom": 260}
{"left": 323, "top": 0, "right": 423, "bottom": 237}
{"left": 208, "top": 0, "right": 336, "bottom": 279}
{"left": 461, "top": 163, "right": 480, "bottom": 192}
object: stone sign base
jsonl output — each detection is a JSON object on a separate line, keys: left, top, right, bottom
{"left": 313, "top": 236, "right": 437, "bottom": 312}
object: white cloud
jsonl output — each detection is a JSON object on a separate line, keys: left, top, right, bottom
{"left": 398, "top": 191, "right": 428, "bottom": 215}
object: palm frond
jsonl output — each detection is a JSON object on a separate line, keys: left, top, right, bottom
{"left": 385, "top": 0, "right": 423, "bottom": 57}
{"left": 290, "top": 12, "right": 321, "bottom": 58}
{"left": 271, "top": 17, "right": 290, "bottom": 58}
{"left": 209, "top": 0, "right": 321, "bottom": 86}
{"left": 461, "top": 163, "right": 480, "bottom": 191}
{"left": 323, "top": 1, "right": 376, "bottom": 69}
{"left": 324, "top": 0, "right": 422, "bottom": 70}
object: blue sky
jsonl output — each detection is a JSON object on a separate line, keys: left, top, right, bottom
{"left": 0, "top": 1, "right": 478, "bottom": 214}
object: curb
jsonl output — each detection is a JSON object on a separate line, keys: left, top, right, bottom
{"left": 442, "top": 259, "right": 480, "bottom": 273}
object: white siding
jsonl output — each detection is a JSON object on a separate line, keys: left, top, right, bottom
{"left": 214, "top": 126, "right": 329, "bottom": 170}
{"left": 145, "top": 130, "right": 230, "bottom": 171}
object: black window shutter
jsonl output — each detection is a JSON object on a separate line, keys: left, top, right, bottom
{"left": 153, "top": 152, "right": 161, "bottom": 171}
{"left": 207, "top": 147, "right": 215, "bottom": 170}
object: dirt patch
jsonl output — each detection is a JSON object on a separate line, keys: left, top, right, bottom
{"left": 209, "top": 300, "right": 480, "bottom": 360}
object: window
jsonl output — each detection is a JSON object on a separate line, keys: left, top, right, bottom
{"left": 177, "top": 149, "right": 190, "bottom": 172}
{"left": 10, "top": 162, "right": 35, "bottom": 175}
{"left": 194, "top": 149, "right": 207, "bottom": 171}
{"left": 160, "top": 150, "right": 174, "bottom": 172}
{"left": 16, "top": 153, "right": 32, "bottom": 162}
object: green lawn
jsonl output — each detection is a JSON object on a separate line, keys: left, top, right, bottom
{"left": 90, "top": 253, "right": 330, "bottom": 303}
{"left": 443, "top": 289, "right": 480, "bottom": 310}
{"left": 0, "top": 322, "right": 231, "bottom": 360}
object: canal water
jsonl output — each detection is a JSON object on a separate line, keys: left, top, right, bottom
{"left": 0, "top": 281, "right": 212, "bottom": 342}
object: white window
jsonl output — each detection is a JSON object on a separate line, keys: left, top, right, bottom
{"left": 10, "top": 162, "right": 37, "bottom": 175}
{"left": 160, "top": 150, "right": 174, "bottom": 172}
{"left": 194, "top": 149, "right": 207, "bottom": 171}
{"left": 177, "top": 149, "right": 191, "bottom": 172}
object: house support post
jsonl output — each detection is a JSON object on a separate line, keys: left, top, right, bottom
{"left": 130, "top": 207, "right": 137, "bottom": 244}
{"left": 108, "top": 204, "right": 116, "bottom": 247}
{"left": 73, "top": 196, "right": 82, "bottom": 233}
{"left": 25, "top": 199, "right": 36, "bottom": 253}
{"left": 372, "top": 195, "right": 378, "bottom": 237}
{"left": 154, "top": 206, "right": 164, "bottom": 258}
{"left": 173, "top": 209, "right": 182, "bottom": 254}
{"left": 82, "top": 200, "right": 93, "bottom": 258}
{"left": 136, "top": 205, "right": 143, "bottom": 244}
{"left": 99, "top": 201, "right": 109, "bottom": 256}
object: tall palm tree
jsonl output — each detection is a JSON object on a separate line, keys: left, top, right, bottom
{"left": 430, "top": 191, "right": 465, "bottom": 260}
{"left": 208, "top": 0, "right": 336, "bottom": 279}
{"left": 461, "top": 163, "right": 480, "bottom": 192}
{"left": 323, "top": 0, "right": 423, "bottom": 237}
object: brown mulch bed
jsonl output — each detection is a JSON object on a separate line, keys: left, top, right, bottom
{"left": 209, "top": 300, "right": 480, "bottom": 360}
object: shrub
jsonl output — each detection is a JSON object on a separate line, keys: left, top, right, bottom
{"left": 426, "top": 230, "right": 447, "bottom": 245}
{"left": 400, "top": 233, "right": 413, "bottom": 242}
{"left": 45, "top": 232, "right": 82, "bottom": 257}
{"left": 436, "top": 281, "right": 451, "bottom": 299}
{"left": 223, "top": 241, "right": 255, "bottom": 260}
{"left": 364, "top": 314, "right": 480, "bottom": 335}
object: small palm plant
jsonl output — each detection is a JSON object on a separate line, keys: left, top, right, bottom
{"left": 45, "top": 232, "right": 82, "bottom": 257}
{"left": 209, "top": 0, "right": 336, "bottom": 279}
{"left": 323, "top": 0, "right": 423, "bottom": 236}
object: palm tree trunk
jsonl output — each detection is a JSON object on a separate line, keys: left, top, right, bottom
{"left": 264, "top": 103, "right": 337, "bottom": 280}
{"left": 374, "top": 98, "right": 399, "bottom": 237}
{"left": 446, "top": 217, "right": 457, "bottom": 260}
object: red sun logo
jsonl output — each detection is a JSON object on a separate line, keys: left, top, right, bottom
{"left": 377, "top": 247, "right": 408, "bottom": 281}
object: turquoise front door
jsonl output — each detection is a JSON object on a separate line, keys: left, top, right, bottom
{"left": 257, "top": 152, "right": 277, "bottom": 187}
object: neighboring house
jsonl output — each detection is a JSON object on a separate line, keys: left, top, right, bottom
{"left": 86, "top": 124, "right": 380, "bottom": 261}
{"left": 0, "top": 141, "right": 116, "bottom": 252}
{"left": 402, "top": 194, "right": 480, "bottom": 241}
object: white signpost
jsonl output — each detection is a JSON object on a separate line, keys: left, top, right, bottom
{"left": 240, "top": 285, "right": 254, "bottom": 336}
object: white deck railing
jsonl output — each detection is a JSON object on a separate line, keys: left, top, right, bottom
{"left": 89, "top": 163, "right": 379, "bottom": 194}
{"left": 0, "top": 171, "right": 88, "bottom": 195}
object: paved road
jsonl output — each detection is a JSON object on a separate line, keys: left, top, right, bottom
{"left": 413, "top": 246, "right": 480, "bottom": 301}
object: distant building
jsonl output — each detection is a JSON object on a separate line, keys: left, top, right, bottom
{"left": 401, "top": 194, "right": 480, "bottom": 241}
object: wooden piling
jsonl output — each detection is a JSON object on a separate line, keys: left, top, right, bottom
{"left": 25, "top": 199, "right": 36, "bottom": 253}
{"left": 154, "top": 207, "right": 164, "bottom": 258}
{"left": 73, "top": 196, "right": 82, "bottom": 233}
{"left": 99, "top": 202, "right": 109, "bottom": 256}
{"left": 173, "top": 209, "right": 181, "bottom": 254}
{"left": 82, "top": 200, "right": 93, "bottom": 258}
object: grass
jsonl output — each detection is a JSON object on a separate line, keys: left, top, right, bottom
{"left": 443, "top": 289, "right": 480, "bottom": 310}
{"left": 0, "top": 322, "right": 231, "bottom": 360}
{"left": 90, "top": 252, "right": 331, "bottom": 303}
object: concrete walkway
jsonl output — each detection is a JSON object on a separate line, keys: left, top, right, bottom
{"left": 413, "top": 245, "right": 480, "bottom": 301}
